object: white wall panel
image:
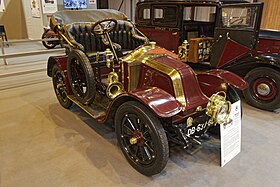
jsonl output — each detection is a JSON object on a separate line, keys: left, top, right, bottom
{"left": 22, "top": 0, "right": 44, "bottom": 39}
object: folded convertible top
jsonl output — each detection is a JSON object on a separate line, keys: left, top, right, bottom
{"left": 50, "top": 9, "right": 127, "bottom": 31}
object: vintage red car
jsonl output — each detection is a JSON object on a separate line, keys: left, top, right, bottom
{"left": 47, "top": 9, "right": 247, "bottom": 175}
{"left": 136, "top": 0, "right": 280, "bottom": 111}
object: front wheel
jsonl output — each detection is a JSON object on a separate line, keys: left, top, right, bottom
{"left": 115, "top": 101, "right": 169, "bottom": 176}
{"left": 243, "top": 67, "right": 280, "bottom": 111}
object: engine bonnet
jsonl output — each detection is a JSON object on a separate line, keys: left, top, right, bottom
{"left": 123, "top": 44, "right": 209, "bottom": 110}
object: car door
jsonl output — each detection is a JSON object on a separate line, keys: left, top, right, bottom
{"left": 210, "top": 3, "right": 263, "bottom": 68}
{"left": 135, "top": 4, "right": 181, "bottom": 52}
{"left": 150, "top": 5, "right": 180, "bottom": 52}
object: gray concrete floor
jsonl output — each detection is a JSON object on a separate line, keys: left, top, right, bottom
{"left": 0, "top": 43, "right": 280, "bottom": 187}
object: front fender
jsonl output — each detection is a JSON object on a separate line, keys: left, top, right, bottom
{"left": 197, "top": 69, "right": 248, "bottom": 97}
{"left": 224, "top": 54, "right": 280, "bottom": 77}
{"left": 114, "top": 87, "right": 182, "bottom": 118}
{"left": 255, "top": 53, "right": 280, "bottom": 67}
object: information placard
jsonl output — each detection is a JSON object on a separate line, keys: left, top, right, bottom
{"left": 41, "top": 0, "right": 58, "bottom": 14}
{"left": 220, "top": 100, "right": 241, "bottom": 167}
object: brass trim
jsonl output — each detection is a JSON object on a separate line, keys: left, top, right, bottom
{"left": 128, "top": 63, "right": 131, "bottom": 91}
{"left": 130, "top": 137, "right": 137, "bottom": 145}
{"left": 67, "top": 96, "right": 97, "bottom": 119}
{"left": 143, "top": 58, "right": 187, "bottom": 108}
{"left": 196, "top": 106, "right": 203, "bottom": 112}
{"left": 121, "top": 61, "right": 124, "bottom": 85}
{"left": 221, "top": 82, "right": 228, "bottom": 91}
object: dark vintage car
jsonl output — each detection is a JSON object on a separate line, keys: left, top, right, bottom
{"left": 136, "top": 0, "right": 280, "bottom": 111}
{"left": 47, "top": 9, "right": 247, "bottom": 175}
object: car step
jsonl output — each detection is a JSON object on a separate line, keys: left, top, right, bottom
{"left": 67, "top": 95, "right": 106, "bottom": 120}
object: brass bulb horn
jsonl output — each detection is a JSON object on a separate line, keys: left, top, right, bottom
{"left": 106, "top": 72, "right": 123, "bottom": 99}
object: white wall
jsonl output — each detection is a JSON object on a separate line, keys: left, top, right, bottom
{"left": 0, "top": 0, "right": 27, "bottom": 39}
{"left": 22, "top": 0, "right": 44, "bottom": 39}
{"left": 22, "top": 0, "right": 98, "bottom": 39}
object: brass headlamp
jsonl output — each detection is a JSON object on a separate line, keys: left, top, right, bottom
{"left": 206, "top": 91, "right": 231, "bottom": 125}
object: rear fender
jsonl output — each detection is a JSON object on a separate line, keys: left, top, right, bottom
{"left": 47, "top": 55, "right": 72, "bottom": 94}
{"left": 110, "top": 87, "right": 182, "bottom": 119}
{"left": 47, "top": 55, "right": 68, "bottom": 77}
{"left": 197, "top": 69, "right": 248, "bottom": 97}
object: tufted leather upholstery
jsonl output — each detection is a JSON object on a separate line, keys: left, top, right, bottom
{"left": 108, "top": 20, "right": 146, "bottom": 50}
{"left": 65, "top": 20, "right": 147, "bottom": 55}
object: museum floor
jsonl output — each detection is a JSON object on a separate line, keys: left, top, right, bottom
{"left": 0, "top": 42, "right": 280, "bottom": 187}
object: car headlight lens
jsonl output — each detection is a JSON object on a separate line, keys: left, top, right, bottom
{"left": 216, "top": 101, "right": 231, "bottom": 124}
{"left": 206, "top": 91, "right": 231, "bottom": 124}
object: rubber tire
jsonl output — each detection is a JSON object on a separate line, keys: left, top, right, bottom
{"left": 52, "top": 64, "right": 73, "bottom": 109}
{"left": 42, "top": 32, "right": 57, "bottom": 49}
{"left": 208, "top": 86, "right": 241, "bottom": 135}
{"left": 67, "top": 49, "right": 96, "bottom": 105}
{"left": 115, "top": 101, "right": 169, "bottom": 176}
{"left": 243, "top": 67, "right": 280, "bottom": 111}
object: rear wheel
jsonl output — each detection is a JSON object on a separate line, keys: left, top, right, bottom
{"left": 67, "top": 49, "right": 96, "bottom": 105}
{"left": 243, "top": 67, "right": 280, "bottom": 111}
{"left": 115, "top": 101, "right": 169, "bottom": 176}
{"left": 52, "top": 64, "right": 73, "bottom": 109}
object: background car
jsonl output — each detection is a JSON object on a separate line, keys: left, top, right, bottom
{"left": 135, "top": 0, "right": 280, "bottom": 111}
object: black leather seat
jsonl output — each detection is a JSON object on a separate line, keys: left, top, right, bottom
{"left": 65, "top": 20, "right": 147, "bottom": 56}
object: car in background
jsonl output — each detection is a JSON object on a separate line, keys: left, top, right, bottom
{"left": 135, "top": 0, "right": 280, "bottom": 111}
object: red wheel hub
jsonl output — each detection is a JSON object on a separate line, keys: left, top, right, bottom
{"left": 129, "top": 130, "right": 145, "bottom": 146}
{"left": 253, "top": 77, "right": 277, "bottom": 101}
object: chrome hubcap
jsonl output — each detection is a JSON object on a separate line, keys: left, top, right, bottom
{"left": 257, "top": 83, "right": 271, "bottom": 96}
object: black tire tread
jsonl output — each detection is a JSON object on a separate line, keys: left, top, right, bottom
{"left": 115, "top": 101, "right": 169, "bottom": 176}
{"left": 52, "top": 64, "right": 73, "bottom": 109}
{"left": 67, "top": 49, "right": 96, "bottom": 105}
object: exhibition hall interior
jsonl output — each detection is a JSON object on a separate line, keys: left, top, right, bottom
{"left": 0, "top": 0, "right": 280, "bottom": 186}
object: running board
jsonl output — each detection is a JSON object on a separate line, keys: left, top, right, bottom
{"left": 67, "top": 95, "right": 106, "bottom": 120}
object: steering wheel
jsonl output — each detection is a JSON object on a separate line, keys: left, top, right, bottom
{"left": 92, "top": 18, "right": 118, "bottom": 35}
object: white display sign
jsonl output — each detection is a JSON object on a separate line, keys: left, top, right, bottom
{"left": 0, "top": 0, "right": 5, "bottom": 12}
{"left": 220, "top": 100, "right": 241, "bottom": 167}
{"left": 31, "top": 0, "right": 41, "bottom": 18}
{"left": 89, "top": 0, "right": 96, "bottom": 5}
{"left": 41, "top": 0, "right": 58, "bottom": 14}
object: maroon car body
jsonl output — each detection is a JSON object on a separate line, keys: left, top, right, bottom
{"left": 136, "top": 0, "right": 280, "bottom": 111}
{"left": 47, "top": 9, "right": 247, "bottom": 176}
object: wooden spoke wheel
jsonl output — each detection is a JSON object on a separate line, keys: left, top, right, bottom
{"left": 115, "top": 101, "right": 169, "bottom": 176}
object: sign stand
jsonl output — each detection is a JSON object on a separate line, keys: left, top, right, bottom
{"left": 220, "top": 100, "right": 242, "bottom": 167}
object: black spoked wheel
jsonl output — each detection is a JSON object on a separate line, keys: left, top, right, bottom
{"left": 67, "top": 49, "right": 96, "bottom": 105}
{"left": 42, "top": 32, "right": 57, "bottom": 49}
{"left": 243, "top": 67, "right": 280, "bottom": 111}
{"left": 115, "top": 101, "right": 169, "bottom": 176}
{"left": 52, "top": 64, "right": 73, "bottom": 109}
